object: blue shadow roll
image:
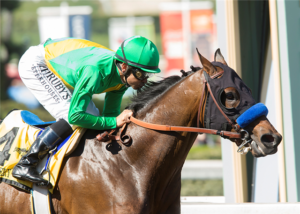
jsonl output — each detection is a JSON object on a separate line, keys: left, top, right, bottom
{"left": 236, "top": 103, "right": 268, "bottom": 128}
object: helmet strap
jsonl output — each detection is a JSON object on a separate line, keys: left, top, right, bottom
{"left": 120, "top": 42, "right": 132, "bottom": 88}
{"left": 115, "top": 59, "right": 131, "bottom": 88}
{"left": 123, "top": 65, "right": 131, "bottom": 88}
{"left": 124, "top": 75, "right": 130, "bottom": 88}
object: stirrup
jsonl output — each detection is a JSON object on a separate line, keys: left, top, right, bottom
{"left": 36, "top": 180, "right": 53, "bottom": 189}
{"left": 38, "top": 146, "right": 57, "bottom": 189}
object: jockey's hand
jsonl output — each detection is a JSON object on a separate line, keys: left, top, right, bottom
{"left": 116, "top": 109, "right": 133, "bottom": 127}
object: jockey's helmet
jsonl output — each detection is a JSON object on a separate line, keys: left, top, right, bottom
{"left": 114, "top": 35, "right": 161, "bottom": 74}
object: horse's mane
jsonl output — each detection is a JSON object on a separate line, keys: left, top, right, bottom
{"left": 127, "top": 68, "right": 199, "bottom": 113}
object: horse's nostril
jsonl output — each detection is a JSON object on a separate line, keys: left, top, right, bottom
{"left": 261, "top": 134, "right": 275, "bottom": 143}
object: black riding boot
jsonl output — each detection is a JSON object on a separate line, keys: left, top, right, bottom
{"left": 12, "top": 119, "right": 73, "bottom": 185}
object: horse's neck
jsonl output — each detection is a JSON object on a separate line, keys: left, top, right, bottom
{"left": 139, "top": 71, "right": 204, "bottom": 127}
{"left": 131, "top": 71, "right": 204, "bottom": 173}
{"left": 120, "top": 71, "right": 205, "bottom": 204}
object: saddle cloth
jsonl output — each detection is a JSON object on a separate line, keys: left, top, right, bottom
{"left": 0, "top": 110, "right": 86, "bottom": 193}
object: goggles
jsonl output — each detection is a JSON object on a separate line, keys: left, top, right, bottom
{"left": 130, "top": 66, "right": 153, "bottom": 81}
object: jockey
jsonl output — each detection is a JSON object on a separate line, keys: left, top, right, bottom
{"left": 12, "top": 35, "right": 161, "bottom": 186}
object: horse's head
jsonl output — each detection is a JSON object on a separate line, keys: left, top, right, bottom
{"left": 197, "top": 49, "right": 282, "bottom": 157}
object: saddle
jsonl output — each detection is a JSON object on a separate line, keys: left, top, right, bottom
{"left": 0, "top": 110, "right": 86, "bottom": 193}
{"left": 20, "top": 110, "right": 83, "bottom": 156}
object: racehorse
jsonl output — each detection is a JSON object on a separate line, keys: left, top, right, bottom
{"left": 0, "top": 49, "right": 282, "bottom": 214}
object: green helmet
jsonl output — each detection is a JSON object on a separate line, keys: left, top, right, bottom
{"left": 114, "top": 35, "right": 161, "bottom": 73}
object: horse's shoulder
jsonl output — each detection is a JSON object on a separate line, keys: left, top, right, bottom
{"left": 67, "top": 128, "right": 99, "bottom": 158}
{"left": 83, "top": 129, "right": 99, "bottom": 139}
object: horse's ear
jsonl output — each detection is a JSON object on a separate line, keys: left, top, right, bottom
{"left": 196, "top": 48, "right": 218, "bottom": 76}
{"left": 214, "top": 48, "right": 228, "bottom": 66}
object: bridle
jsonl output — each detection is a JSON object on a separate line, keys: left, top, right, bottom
{"left": 97, "top": 69, "right": 253, "bottom": 153}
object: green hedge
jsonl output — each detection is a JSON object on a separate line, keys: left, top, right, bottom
{"left": 0, "top": 100, "right": 54, "bottom": 121}
{"left": 186, "top": 145, "right": 222, "bottom": 160}
{"left": 181, "top": 179, "right": 223, "bottom": 196}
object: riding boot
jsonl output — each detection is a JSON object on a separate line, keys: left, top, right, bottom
{"left": 12, "top": 119, "right": 73, "bottom": 185}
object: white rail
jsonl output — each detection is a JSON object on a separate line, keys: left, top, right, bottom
{"left": 181, "top": 202, "right": 300, "bottom": 214}
{"left": 181, "top": 160, "right": 223, "bottom": 180}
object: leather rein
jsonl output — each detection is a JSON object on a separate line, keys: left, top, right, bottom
{"left": 97, "top": 70, "right": 246, "bottom": 146}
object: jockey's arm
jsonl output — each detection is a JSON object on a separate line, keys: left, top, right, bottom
{"left": 103, "top": 88, "right": 133, "bottom": 127}
{"left": 102, "top": 88, "right": 126, "bottom": 117}
{"left": 68, "top": 66, "right": 126, "bottom": 130}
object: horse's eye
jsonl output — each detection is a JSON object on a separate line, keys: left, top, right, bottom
{"left": 220, "top": 87, "right": 240, "bottom": 109}
{"left": 226, "top": 92, "right": 234, "bottom": 100}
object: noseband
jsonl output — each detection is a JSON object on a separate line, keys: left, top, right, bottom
{"left": 97, "top": 70, "right": 268, "bottom": 153}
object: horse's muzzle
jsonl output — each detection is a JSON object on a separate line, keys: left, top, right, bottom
{"left": 251, "top": 133, "right": 282, "bottom": 157}
{"left": 260, "top": 133, "right": 282, "bottom": 148}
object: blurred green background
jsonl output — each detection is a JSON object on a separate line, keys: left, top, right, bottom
{"left": 1, "top": 0, "right": 222, "bottom": 197}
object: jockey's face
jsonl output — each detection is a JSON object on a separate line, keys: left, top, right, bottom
{"left": 127, "top": 72, "right": 148, "bottom": 89}
{"left": 119, "top": 63, "right": 148, "bottom": 89}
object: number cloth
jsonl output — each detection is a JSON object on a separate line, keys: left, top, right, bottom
{"left": 19, "top": 37, "right": 127, "bottom": 130}
{"left": 0, "top": 110, "right": 86, "bottom": 193}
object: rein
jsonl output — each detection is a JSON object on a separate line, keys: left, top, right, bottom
{"left": 129, "top": 116, "right": 240, "bottom": 138}
{"left": 97, "top": 70, "right": 252, "bottom": 152}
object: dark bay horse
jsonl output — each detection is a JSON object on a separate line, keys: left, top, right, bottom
{"left": 0, "top": 49, "right": 282, "bottom": 214}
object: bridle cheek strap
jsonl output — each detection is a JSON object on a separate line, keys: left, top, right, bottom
{"left": 197, "top": 70, "right": 234, "bottom": 129}
{"left": 205, "top": 81, "right": 234, "bottom": 127}
{"left": 197, "top": 81, "right": 207, "bottom": 128}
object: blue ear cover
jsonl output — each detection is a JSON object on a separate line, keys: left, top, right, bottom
{"left": 236, "top": 103, "right": 268, "bottom": 128}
